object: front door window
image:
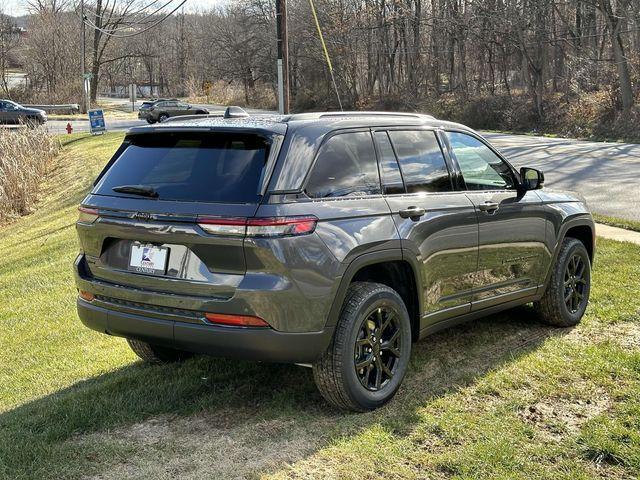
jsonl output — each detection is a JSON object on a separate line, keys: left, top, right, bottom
{"left": 446, "top": 131, "right": 516, "bottom": 190}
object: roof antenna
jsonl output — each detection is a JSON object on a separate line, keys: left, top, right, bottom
{"left": 224, "top": 106, "right": 249, "bottom": 118}
{"left": 308, "top": 0, "right": 343, "bottom": 111}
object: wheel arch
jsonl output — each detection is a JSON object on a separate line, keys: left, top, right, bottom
{"left": 565, "top": 224, "right": 594, "bottom": 263}
{"left": 326, "top": 250, "right": 422, "bottom": 342}
{"left": 542, "top": 215, "right": 595, "bottom": 288}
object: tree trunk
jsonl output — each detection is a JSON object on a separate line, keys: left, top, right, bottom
{"left": 599, "top": 0, "right": 634, "bottom": 110}
{"left": 610, "top": 29, "right": 634, "bottom": 110}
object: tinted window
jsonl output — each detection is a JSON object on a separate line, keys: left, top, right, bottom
{"left": 306, "top": 132, "right": 381, "bottom": 198}
{"left": 388, "top": 130, "right": 451, "bottom": 193}
{"left": 94, "top": 132, "right": 270, "bottom": 203}
{"left": 446, "top": 132, "right": 516, "bottom": 190}
{"left": 374, "top": 131, "right": 404, "bottom": 195}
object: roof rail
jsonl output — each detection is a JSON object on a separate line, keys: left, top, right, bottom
{"left": 160, "top": 113, "right": 224, "bottom": 123}
{"left": 289, "top": 111, "right": 435, "bottom": 121}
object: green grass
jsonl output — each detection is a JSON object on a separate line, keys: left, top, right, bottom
{"left": 1, "top": 133, "right": 639, "bottom": 479}
{"left": 593, "top": 213, "right": 640, "bottom": 233}
{"left": 482, "top": 129, "right": 563, "bottom": 139}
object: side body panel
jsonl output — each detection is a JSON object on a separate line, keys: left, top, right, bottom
{"left": 385, "top": 193, "right": 478, "bottom": 325}
{"left": 255, "top": 195, "right": 400, "bottom": 331}
{"left": 465, "top": 190, "right": 548, "bottom": 309}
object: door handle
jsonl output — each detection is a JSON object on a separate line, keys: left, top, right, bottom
{"left": 399, "top": 206, "right": 426, "bottom": 220}
{"left": 478, "top": 201, "right": 500, "bottom": 213}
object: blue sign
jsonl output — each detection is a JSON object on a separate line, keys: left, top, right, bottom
{"left": 88, "top": 109, "right": 106, "bottom": 134}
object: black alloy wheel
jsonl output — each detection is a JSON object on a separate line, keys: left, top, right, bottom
{"left": 313, "top": 282, "right": 412, "bottom": 411}
{"left": 564, "top": 253, "right": 588, "bottom": 314}
{"left": 535, "top": 237, "right": 591, "bottom": 327}
{"left": 354, "top": 306, "right": 403, "bottom": 391}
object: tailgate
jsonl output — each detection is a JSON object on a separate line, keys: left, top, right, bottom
{"left": 77, "top": 196, "right": 258, "bottom": 298}
{"left": 76, "top": 130, "right": 277, "bottom": 298}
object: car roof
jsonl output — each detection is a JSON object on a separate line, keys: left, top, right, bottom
{"left": 127, "top": 110, "right": 473, "bottom": 137}
{"left": 123, "top": 109, "right": 479, "bottom": 193}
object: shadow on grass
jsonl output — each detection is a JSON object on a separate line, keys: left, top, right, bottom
{"left": 0, "top": 306, "right": 571, "bottom": 479}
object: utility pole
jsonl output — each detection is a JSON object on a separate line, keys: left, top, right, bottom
{"left": 275, "top": 0, "right": 289, "bottom": 114}
{"left": 80, "top": 0, "right": 88, "bottom": 113}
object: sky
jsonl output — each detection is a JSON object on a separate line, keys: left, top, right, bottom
{"left": 2, "top": 0, "right": 224, "bottom": 16}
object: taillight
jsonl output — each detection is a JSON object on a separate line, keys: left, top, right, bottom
{"left": 197, "top": 216, "right": 317, "bottom": 238}
{"left": 204, "top": 312, "right": 270, "bottom": 328}
{"left": 197, "top": 217, "right": 247, "bottom": 236}
{"left": 247, "top": 216, "right": 317, "bottom": 237}
{"left": 78, "top": 290, "right": 95, "bottom": 302}
{"left": 78, "top": 206, "right": 99, "bottom": 224}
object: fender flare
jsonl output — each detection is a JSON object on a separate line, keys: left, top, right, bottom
{"left": 324, "top": 248, "right": 423, "bottom": 329}
{"left": 542, "top": 214, "right": 595, "bottom": 288}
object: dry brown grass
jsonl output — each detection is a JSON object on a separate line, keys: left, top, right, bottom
{"left": 0, "top": 127, "right": 59, "bottom": 222}
{"left": 187, "top": 79, "right": 277, "bottom": 111}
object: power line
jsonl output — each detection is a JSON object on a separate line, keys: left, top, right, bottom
{"left": 80, "top": 0, "right": 186, "bottom": 38}
{"left": 308, "top": 0, "right": 342, "bottom": 110}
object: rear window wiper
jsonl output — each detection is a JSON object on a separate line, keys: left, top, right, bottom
{"left": 111, "top": 184, "right": 159, "bottom": 198}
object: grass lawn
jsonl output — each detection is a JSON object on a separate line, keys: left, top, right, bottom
{"left": 593, "top": 214, "right": 640, "bottom": 234}
{"left": 1, "top": 133, "right": 639, "bottom": 479}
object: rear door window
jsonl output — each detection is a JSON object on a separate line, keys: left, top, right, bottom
{"left": 93, "top": 132, "right": 271, "bottom": 204}
{"left": 305, "top": 131, "right": 381, "bottom": 198}
{"left": 388, "top": 130, "right": 452, "bottom": 193}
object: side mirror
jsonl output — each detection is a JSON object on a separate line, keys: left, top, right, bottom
{"left": 520, "top": 167, "right": 545, "bottom": 191}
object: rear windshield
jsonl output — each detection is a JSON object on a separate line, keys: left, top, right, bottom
{"left": 94, "top": 132, "right": 271, "bottom": 203}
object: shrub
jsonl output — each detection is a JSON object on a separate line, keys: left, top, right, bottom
{"left": 0, "top": 127, "right": 59, "bottom": 222}
{"left": 187, "top": 79, "right": 277, "bottom": 111}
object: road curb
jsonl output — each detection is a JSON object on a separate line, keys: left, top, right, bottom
{"left": 595, "top": 223, "right": 640, "bottom": 245}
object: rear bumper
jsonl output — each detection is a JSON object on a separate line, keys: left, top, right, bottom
{"left": 77, "top": 299, "right": 333, "bottom": 363}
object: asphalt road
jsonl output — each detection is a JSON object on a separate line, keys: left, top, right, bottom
{"left": 483, "top": 133, "right": 640, "bottom": 221}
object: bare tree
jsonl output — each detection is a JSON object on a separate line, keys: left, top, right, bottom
{"left": 595, "top": 0, "right": 635, "bottom": 109}
{"left": 0, "top": 9, "right": 22, "bottom": 95}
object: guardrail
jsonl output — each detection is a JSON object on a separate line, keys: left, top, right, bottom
{"left": 23, "top": 104, "right": 80, "bottom": 114}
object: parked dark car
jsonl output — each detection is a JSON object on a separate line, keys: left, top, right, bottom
{"left": 138, "top": 99, "right": 209, "bottom": 124}
{"left": 75, "top": 108, "right": 595, "bottom": 411}
{"left": 0, "top": 100, "right": 47, "bottom": 125}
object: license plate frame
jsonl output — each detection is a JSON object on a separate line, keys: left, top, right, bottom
{"left": 128, "top": 243, "right": 169, "bottom": 276}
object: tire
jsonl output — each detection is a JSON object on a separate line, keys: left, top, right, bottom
{"left": 535, "top": 237, "right": 591, "bottom": 327}
{"left": 158, "top": 113, "right": 169, "bottom": 122}
{"left": 313, "top": 282, "right": 412, "bottom": 412}
{"left": 127, "top": 338, "right": 193, "bottom": 363}
{"left": 146, "top": 118, "right": 156, "bottom": 124}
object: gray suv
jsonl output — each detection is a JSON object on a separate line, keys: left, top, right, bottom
{"left": 74, "top": 109, "right": 594, "bottom": 411}
{"left": 138, "top": 99, "right": 209, "bottom": 124}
